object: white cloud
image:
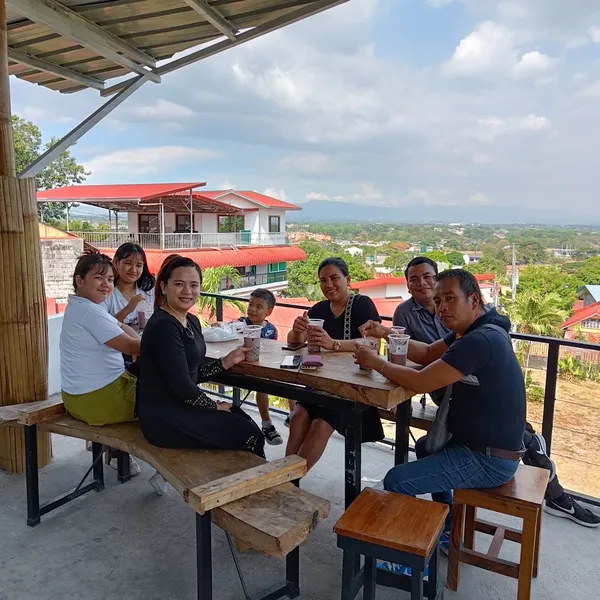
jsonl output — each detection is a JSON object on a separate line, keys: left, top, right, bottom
{"left": 263, "top": 187, "right": 289, "bottom": 201}
{"left": 427, "top": 0, "right": 456, "bottom": 6}
{"left": 85, "top": 146, "right": 223, "bottom": 179}
{"left": 128, "top": 99, "right": 196, "bottom": 120}
{"left": 468, "top": 193, "right": 490, "bottom": 206}
{"left": 471, "top": 114, "right": 551, "bottom": 142}
{"left": 513, "top": 51, "right": 557, "bottom": 76}
{"left": 305, "top": 192, "right": 345, "bottom": 201}
{"left": 219, "top": 180, "right": 237, "bottom": 190}
{"left": 353, "top": 183, "right": 383, "bottom": 202}
{"left": 589, "top": 25, "right": 600, "bottom": 43}
{"left": 279, "top": 154, "right": 332, "bottom": 174}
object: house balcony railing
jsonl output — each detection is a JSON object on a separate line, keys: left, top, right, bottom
{"left": 200, "top": 291, "right": 600, "bottom": 509}
{"left": 219, "top": 271, "right": 287, "bottom": 290}
{"left": 77, "top": 231, "right": 288, "bottom": 250}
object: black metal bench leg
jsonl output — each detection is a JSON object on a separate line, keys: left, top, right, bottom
{"left": 196, "top": 512, "right": 213, "bottom": 600}
{"left": 344, "top": 405, "right": 363, "bottom": 510}
{"left": 91, "top": 443, "right": 104, "bottom": 491}
{"left": 427, "top": 549, "right": 440, "bottom": 600}
{"left": 116, "top": 451, "right": 132, "bottom": 483}
{"left": 363, "top": 557, "right": 376, "bottom": 600}
{"left": 341, "top": 550, "right": 358, "bottom": 600}
{"left": 286, "top": 545, "right": 300, "bottom": 599}
{"left": 25, "top": 424, "right": 40, "bottom": 527}
{"left": 394, "top": 401, "right": 411, "bottom": 466}
{"left": 411, "top": 568, "right": 424, "bottom": 600}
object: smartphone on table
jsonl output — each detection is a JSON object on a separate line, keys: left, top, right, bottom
{"left": 280, "top": 355, "right": 302, "bottom": 369}
{"left": 282, "top": 342, "right": 307, "bottom": 351}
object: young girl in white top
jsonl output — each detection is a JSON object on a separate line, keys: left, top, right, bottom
{"left": 60, "top": 253, "right": 141, "bottom": 426}
{"left": 104, "top": 243, "right": 155, "bottom": 329}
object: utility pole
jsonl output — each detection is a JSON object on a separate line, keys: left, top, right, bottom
{"left": 511, "top": 243, "right": 517, "bottom": 302}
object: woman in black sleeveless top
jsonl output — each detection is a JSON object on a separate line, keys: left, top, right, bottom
{"left": 286, "top": 257, "right": 384, "bottom": 470}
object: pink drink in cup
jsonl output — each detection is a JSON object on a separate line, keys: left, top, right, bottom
{"left": 356, "top": 337, "right": 379, "bottom": 370}
{"left": 388, "top": 333, "right": 410, "bottom": 365}
{"left": 243, "top": 325, "right": 262, "bottom": 362}
{"left": 307, "top": 318, "right": 325, "bottom": 354}
{"left": 137, "top": 301, "right": 152, "bottom": 331}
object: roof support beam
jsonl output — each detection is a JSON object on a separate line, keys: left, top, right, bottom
{"left": 8, "top": 47, "right": 105, "bottom": 90}
{"left": 102, "top": 0, "right": 348, "bottom": 97}
{"left": 182, "top": 0, "right": 238, "bottom": 41}
{"left": 7, "top": 0, "right": 160, "bottom": 83}
{"left": 19, "top": 75, "right": 147, "bottom": 178}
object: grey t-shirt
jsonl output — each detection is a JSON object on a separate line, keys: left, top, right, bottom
{"left": 392, "top": 297, "right": 449, "bottom": 344}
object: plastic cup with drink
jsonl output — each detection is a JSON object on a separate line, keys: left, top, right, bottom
{"left": 243, "top": 325, "right": 262, "bottom": 362}
{"left": 388, "top": 333, "right": 410, "bottom": 366}
{"left": 356, "top": 337, "right": 379, "bottom": 371}
{"left": 387, "top": 326, "right": 405, "bottom": 359}
{"left": 137, "top": 300, "right": 153, "bottom": 331}
{"left": 307, "top": 318, "right": 325, "bottom": 354}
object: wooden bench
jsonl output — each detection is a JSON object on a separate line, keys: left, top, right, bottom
{"left": 377, "top": 399, "right": 437, "bottom": 434}
{"left": 6, "top": 398, "right": 330, "bottom": 600}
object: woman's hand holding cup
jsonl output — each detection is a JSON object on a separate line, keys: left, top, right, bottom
{"left": 359, "top": 320, "right": 390, "bottom": 340}
{"left": 222, "top": 345, "right": 251, "bottom": 369}
{"left": 292, "top": 311, "right": 310, "bottom": 334}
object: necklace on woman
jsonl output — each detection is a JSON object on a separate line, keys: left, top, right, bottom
{"left": 163, "top": 303, "right": 187, "bottom": 327}
{"left": 330, "top": 294, "right": 350, "bottom": 318}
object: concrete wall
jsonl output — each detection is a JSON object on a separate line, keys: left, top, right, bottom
{"left": 41, "top": 237, "right": 84, "bottom": 302}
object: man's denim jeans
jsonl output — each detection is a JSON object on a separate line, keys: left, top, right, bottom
{"left": 384, "top": 437, "right": 519, "bottom": 530}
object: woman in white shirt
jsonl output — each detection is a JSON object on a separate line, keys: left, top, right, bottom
{"left": 60, "top": 253, "right": 141, "bottom": 426}
{"left": 104, "top": 243, "right": 155, "bottom": 328}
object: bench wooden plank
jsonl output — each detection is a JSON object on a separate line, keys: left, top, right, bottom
{"left": 0, "top": 396, "right": 64, "bottom": 427}
{"left": 17, "top": 397, "right": 65, "bottom": 426}
{"left": 188, "top": 455, "right": 307, "bottom": 514}
{"left": 38, "top": 415, "right": 329, "bottom": 558}
{"left": 378, "top": 400, "right": 438, "bottom": 432}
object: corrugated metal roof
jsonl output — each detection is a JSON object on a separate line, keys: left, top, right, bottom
{"left": 7, "top": 0, "right": 347, "bottom": 94}
{"left": 562, "top": 301, "right": 600, "bottom": 329}
{"left": 36, "top": 182, "right": 205, "bottom": 201}
{"left": 197, "top": 190, "right": 302, "bottom": 210}
{"left": 102, "top": 245, "right": 307, "bottom": 272}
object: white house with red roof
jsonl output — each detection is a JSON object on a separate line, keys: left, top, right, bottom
{"left": 561, "top": 301, "right": 600, "bottom": 342}
{"left": 37, "top": 183, "right": 305, "bottom": 292}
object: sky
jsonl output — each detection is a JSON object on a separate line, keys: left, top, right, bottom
{"left": 11, "top": 0, "right": 600, "bottom": 221}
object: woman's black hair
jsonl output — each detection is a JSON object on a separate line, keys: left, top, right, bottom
{"left": 317, "top": 256, "right": 349, "bottom": 277}
{"left": 113, "top": 243, "right": 155, "bottom": 292}
{"left": 73, "top": 253, "right": 114, "bottom": 292}
{"left": 154, "top": 256, "right": 202, "bottom": 310}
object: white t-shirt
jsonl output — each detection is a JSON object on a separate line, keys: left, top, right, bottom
{"left": 103, "top": 286, "right": 154, "bottom": 326}
{"left": 60, "top": 296, "right": 125, "bottom": 395}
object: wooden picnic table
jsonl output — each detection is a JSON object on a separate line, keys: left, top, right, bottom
{"left": 206, "top": 338, "right": 417, "bottom": 508}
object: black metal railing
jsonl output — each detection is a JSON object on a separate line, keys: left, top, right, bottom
{"left": 220, "top": 271, "right": 287, "bottom": 290}
{"left": 201, "top": 292, "right": 600, "bottom": 507}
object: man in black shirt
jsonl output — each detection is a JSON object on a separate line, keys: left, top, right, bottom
{"left": 356, "top": 269, "right": 525, "bottom": 546}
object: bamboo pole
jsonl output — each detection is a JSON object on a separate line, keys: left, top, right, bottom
{"left": 0, "top": 0, "right": 51, "bottom": 472}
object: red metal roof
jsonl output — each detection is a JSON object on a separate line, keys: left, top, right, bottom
{"left": 353, "top": 273, "right": 496, "bottom": 290}
{"left": 37, "top": 183, "right": 205, "bottom": 202}
{"left": 197, "top": 190, "right": 302, "bottom": 211}
{"left": 561, "top": 301, "right": 600, "bottom": 329}
{"left": 102, "top": 246, "right": 306, "bottom": 274}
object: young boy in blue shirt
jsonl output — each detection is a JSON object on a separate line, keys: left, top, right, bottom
{"left": 240, "top": 289, "right": 293, "bottom": 445}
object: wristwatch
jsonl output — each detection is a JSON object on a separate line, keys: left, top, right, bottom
{"left": 332, "top": 340, "right": 342, "bottom": 352}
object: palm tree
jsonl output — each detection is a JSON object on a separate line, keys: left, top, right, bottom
{"left": 505, "top": 291, "right": 568, "bottom": 381}
{"left": 197, "top": 266, "right": 246, "bottom": 326}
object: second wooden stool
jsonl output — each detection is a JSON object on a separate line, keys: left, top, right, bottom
{"left": 447, "top": 464, "right": 549, "bottom": 600}
{"left": 334, "top": 488, "right": 449, "bottom": 600}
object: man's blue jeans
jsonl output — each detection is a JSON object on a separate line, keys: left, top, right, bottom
{"left": 384, "top": 436, "right": 519, "bottom": 530}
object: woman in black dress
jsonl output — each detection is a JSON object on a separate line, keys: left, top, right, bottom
{"left": 285, "top": 257, "right": 383, "bottom": 470}
{"left": 138, "top": 256, "right": 265, "bottom": 457}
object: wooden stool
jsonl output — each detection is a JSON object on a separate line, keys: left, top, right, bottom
{"left": 447, "top": 464, "right": 549, "bottom": 600}
{"left": 334, "top": 488, "right": 449, "bottom": 600}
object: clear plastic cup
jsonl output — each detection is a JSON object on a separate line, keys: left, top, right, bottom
{"left": 356, "top": 337, "right": 379, "bottom": 370}
{"left": 232, "top": 320, "right": 245, "bottom": 334}
{"left": 388, "top": 333, "right": 410, "bottom": 366}
{"left": 387, "top": 327, "right": 405, "bottom": 358}
{"left": 243, "top": 325, "right": 262, "bottom": 362}
{"left": 307, "top": 318, "right": 325, "bottom": 353}
{"left": 137, "top": 301, "right": 152, "bottom": 331}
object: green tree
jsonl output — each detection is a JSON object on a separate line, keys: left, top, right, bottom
{"left": 287, "top": 241, "right": 371, "bottom": 300}
{"left": 13, "top": 115, "right": 90, "bottom": 222}
{"left": 196, "top": 266, "right": 246, "bottom": 324}
{"left": 517, "top": 266, "right": 580, "bottom": 311}
{"left": 423, "top": 250, "right": 448, "bottom": 265}
{"left": 383, "top": 249, "right": 413, "bottom": 275}
{"left": 575, "top": 257, "right": 600, "bottom": 285}
{"left": 445, "top": 251, "right": 465, "bottom": 267}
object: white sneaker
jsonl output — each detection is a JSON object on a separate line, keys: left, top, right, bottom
{"left": 109, "top": 455, "right": 141, "bottom": 477}
{"left": 148, "top": 471, "right": 169, "bottom": 496}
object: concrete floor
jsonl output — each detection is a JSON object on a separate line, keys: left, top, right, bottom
{"left": 1, "top": 408, "right": 599, "bottom": 600}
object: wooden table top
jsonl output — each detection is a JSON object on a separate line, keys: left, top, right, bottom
{"left": 205, "top": 338, "right": 416, "bottom": 410}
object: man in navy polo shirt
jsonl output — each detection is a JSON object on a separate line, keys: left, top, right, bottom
{"left": 356, "top": 270, "right": 525, "bottom": 538}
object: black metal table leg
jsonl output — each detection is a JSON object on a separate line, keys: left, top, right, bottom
{"left": 341, "top": 550, "right": 357, "bottom": 600}
{"left": 364, "top": 557, "right": 376, "bottom": 600}
{"left": 427, "top": 549, "right": 439, "bottom": 600}
{"left": 116, "top": 451, "right": 132, "bottom": 483}
{"left": 24, "top": 424, "right": 40, "bottom": 527}
{"left": 411, "top": 569, "right": 424, "bottom": 600}
{"left": 91, "top": 442, "right": 104, "bottom": 491}
{"left": 394, "top": 400, "right": 411, "bottom": 466}
{"left": 196, "top": 512, "right": 213, "bottom": 600}
{"left": 344, "top": 405, "right": 363, "bottom": 510}
{"left": 232, "top": 387, "right": 242, "bottom": 408}
{"left": 286, "top": 546, "right": 300, "bottom": 599}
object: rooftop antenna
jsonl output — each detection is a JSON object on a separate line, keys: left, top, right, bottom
{"left": 511, "top": 243, "right": 517, "bottom": 302}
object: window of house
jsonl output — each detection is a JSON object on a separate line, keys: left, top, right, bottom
{"left": 176, "top": 214, "right": 192, "bottom": 232}
{"left": 268, "top": 262, "right": 286, "bottom": 273}
{"left": 138, "top": 213, "right": 159, "bottom": 233}
{"left": 582, "top": 319, "right": 600, "bottom": 329}
{"left": 218, "top": 215, "right": 244, "bottom": 233}
{"left": 269, "top": 216, "right": 281, "bottom": 233}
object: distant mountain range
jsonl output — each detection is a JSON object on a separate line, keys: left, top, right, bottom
{"left": 289, "top": 201, "right": 600, "bottom": 226}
